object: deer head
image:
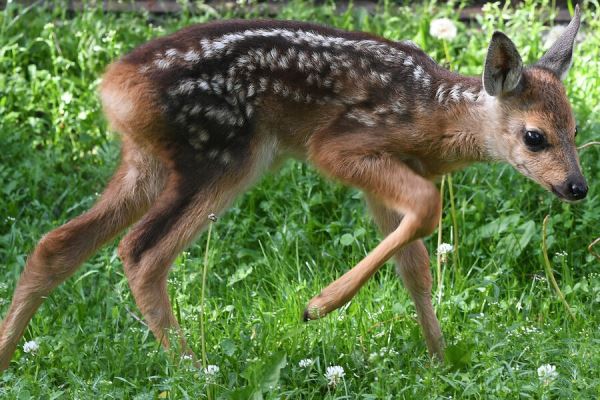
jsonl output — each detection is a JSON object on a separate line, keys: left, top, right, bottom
{"left": 482, "top": 5, "right": 587, "bottom": 201}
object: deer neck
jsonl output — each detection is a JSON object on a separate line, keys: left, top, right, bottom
{"left": 419, "top": 70, "right": 502, "bottom": 166}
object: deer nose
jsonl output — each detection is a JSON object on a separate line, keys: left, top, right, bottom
{"left": 568, "top": 180, "right": 588, "bottom": 200}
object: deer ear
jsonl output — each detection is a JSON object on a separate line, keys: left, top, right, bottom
{"left": 483, "top": 31, "right": 523, "bottom": 96}
{"left": 536, "top": 4, "right": 581, "bottom": 80}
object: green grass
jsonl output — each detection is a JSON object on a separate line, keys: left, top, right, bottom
{"left": 1, "top": 0, "right": 599, "bottom": 398}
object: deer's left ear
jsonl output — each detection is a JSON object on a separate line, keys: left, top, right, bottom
{"left": 483, "top": 31, "right": 523, "bottom": 96}
{"left": 536, "top": 4, "right": 581, "bottom": 80}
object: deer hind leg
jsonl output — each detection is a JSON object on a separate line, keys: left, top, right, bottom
{"left": 118, "top": 136, "right": 276, "bottom": 357}
{"left": 0, "top": 138, "right": 165, "bottom": 370}
{"left": 365, "top": 195, "right": 444, "bottom": 359}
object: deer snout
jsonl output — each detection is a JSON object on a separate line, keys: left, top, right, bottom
{"left": 554, "top": 175, "right": 588, "bottom": 201}
{"left": 568, "top": 179, "right": 588, "bottom": 200}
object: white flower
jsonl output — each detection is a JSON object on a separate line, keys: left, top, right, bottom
{"left": 325, "top": 365, "right": 345, "bottom": 387}
{"left": 203, "top": 365, "right": 220, "bottom": 377}
{"left": 437, "top": 243, "right": 454, "bottom": 255}
{"left": 368, "top": 352, "right": 378, "bottom": 363}
{"left": 430, "top": 18, "right": 457, "bottom": 41}
{"left": 23, "top": 340, "right": 39, "bottom": 354}
{"left": 61, "top": 92, "right": 73, "bottom": 105}
{"left": 299, "top": 358, "right": 313, "bottom": 368}
{"left": 537, "top": 364, "right": 558, "bottom": 385}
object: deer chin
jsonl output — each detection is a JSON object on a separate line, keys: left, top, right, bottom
{"left": 512, "top": 165, "right": 580, "bottom": 204}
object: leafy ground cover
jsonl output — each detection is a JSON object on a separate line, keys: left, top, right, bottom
{"left": 0, "top": 1, "right": 599, "bottom": 398}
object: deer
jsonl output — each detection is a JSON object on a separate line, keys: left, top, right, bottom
{"left": 0, "top": 6, "right": 586, "bottom": 370}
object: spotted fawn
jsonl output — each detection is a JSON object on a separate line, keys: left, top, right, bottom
{"left": 0, "top": 7, "right": 586, "bottom": 368}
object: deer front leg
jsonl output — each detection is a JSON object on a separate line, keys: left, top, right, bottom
{"left": 365, "top": 195, "right": 444, "bottom": 359}
{"left": 304, "top": 129, "right": 441, "bottom": 321}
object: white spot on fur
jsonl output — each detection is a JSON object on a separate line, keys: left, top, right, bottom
{"left": 247, "top": 83, "right": 256, "bottom": 97}
{"left": 258, "top": 77, "right": 269, "bottom": 92}
{"left": 154, "top": 58, "right": 172, "bottom": 70}
{"left": 172, "top": 79, "right": 196, "bottom": 96}
{"left": 201, "top": 39, "right": 226, "bottom": 58}
{"left": 204, "top": 105, "right": 236, "bottom": 125}
{"left": 211, "top": 74, "right": 225, "bottom": 87}
{"left": 183, "top": 50, "right": 201, "bottom": 63}
{"left": 226, "top": 76, "right": 235, "bottom": 92}
{"left": 374, "top": 105, "right": 389, "bottom": 114}
{"left": 297, "top": 51, "right": 310, "bottom": 71}
{"left": 198, "top": 79, "right": 211, "bottom": 92}
{"left": 277, "top": 55, "right": 290, "bottom": 69}
{"left": 449, "top": 84, "right": 462, "bottom": 101}
{"left": 421, "top": 75, "right": 431, "bottom": 87}
{"left": 391, "top": 101, "right": 407, "bottom": 114}
{"left": 199, "top": 131, "right": 210, "bottom": 142}
{"left": 346, "top": 109, "right": 377, "bottom": 127}
{"left": 190, "top": 104, "right": 203, "bottom": 115}
{"left": 462, "top": 88, "right": 477, "bottom": 102}
{"left": 165, "top": 48, "right": 179, "bottom": 58}
{"left": 412, "top": 65, "right": 431, "bottom": 89}
{"left": 220, "top": 151, "right": 232, "bottom": 164}
{"left": 436, "top": 84, "right": 447, "bottom": 103}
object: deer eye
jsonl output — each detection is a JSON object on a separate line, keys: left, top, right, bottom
{"left": 524, "top": 130, "right": 546, "bottom": 151}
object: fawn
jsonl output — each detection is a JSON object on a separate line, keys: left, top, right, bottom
{"left": 0, "top": 7, "right": 586, "bottom": 369}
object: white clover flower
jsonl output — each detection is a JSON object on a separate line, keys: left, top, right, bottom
{"left": 61, "top": 92, "right": 73, "bottom": 105}
{"left": 430, "top": 18, "right": 457, "bottom": 41}
{"left": 299, "top": 358, "right": 313, "bottom": 368}
{"left": 23, "top": 340, "right": 39, "bottom": 354}
{"left": 437, "top": 243, "right": 454, "bottom": 255}
{"left": 379, "top": 347, "right": 399, "bottom": 357}
{"left": 325, "top": 365, "right": 345, "bottom": 387}
{"left": 537, "top": 364, "right": 558, "bottom": 385}
{"left": 203, "top": 365, "right": 220, "bottom": 377}
{"left": 437, "top": 243, "right": 454, "bottom": 263}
